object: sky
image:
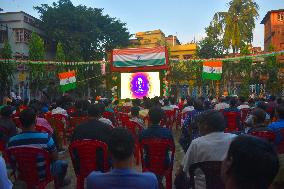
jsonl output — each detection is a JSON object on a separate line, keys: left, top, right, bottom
{"left": 1, "top": 0, "right": 283, "bottom": 48}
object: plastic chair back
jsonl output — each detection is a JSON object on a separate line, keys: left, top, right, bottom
{"left": 12, "top": 117, "right": 23, "bottom": 129}
{"left": 188, "top": 161, "right": 224, "bottom": 189}
{"left": 69, "top": 140, "right": 110, "bottom": 189}
{"left": 249, "top": 130, "right": 276, "bottom": 143}
{"left": 161, "top": 110, "right": 175, "bottom": 129}
{"left": 35, "top": 125, "right": 53, "bottom": 135}
{"left": 278, "top": 128, "right": 284, "bottom": 153}
{"left": 103, "top": 112, "right": 117, "bottom": 127}
{"left": 240, "top": 108, "right": 250, "bottom": 124}
{"left": 140, "top": 138, "right": 175, "bottom": 189}
{"left": 224, "top": 112, "right": 239, "bottom": 132}
{"left": 6, "top": 146, "right": 57, "bottom": 189}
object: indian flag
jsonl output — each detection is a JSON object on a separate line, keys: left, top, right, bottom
{"left": 202, "top": 61, "right": 222, "bottom": 80}
{"left": 58, "top": 70, "right": 77, "bottom": 92}
{"left": 112, "top": 46, "right": 166, "bottom": 67}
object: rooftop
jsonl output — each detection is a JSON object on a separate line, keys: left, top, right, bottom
{"left": 261, "top": 9, "right": 284, "bottom": 24}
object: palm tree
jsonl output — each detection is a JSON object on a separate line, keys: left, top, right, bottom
{"left": 210, "top": 0, "right": 259, "bottom": 54}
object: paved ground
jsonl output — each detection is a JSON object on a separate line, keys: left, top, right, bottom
{"left": 12, "top": 129, "right": 185, "bottom": 189}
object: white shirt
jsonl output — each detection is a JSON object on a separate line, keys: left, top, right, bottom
{"left": 170, "top": 104, "right": 179, "bottom": 109}
{"left": 99, "top": 117, "right": 113, "bottom": 126}
{"left": 51, "top": 107, "right": 68, "bottom": 117}
{"left": 237, "top": 104, "right": 250, "bottom": 110}
{"left": 0, "top": 156, "right": 12, "bottom": 189}
{"left": 214, "top": 102, "right": 229, "bottom": 111}
{"left": 182, "top": 132, "right": 236, "bottom": 189}
{"left": 182, "top": 106, "right": 195, "bottom": 114}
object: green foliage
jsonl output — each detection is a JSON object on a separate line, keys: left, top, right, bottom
{"left": 1, "top": 40, "right": 12, "bottom": 59}
{"left": 0, "top": 60, "right": 15, "bottom": 97}
{"left": 55, "top": 42, "right": 65, "bottom": 62}
{"left": 196, "top": 37, "right": 225, "bottom": 59}
{"left": 29, "top": 32, "right": 45, "bottom": 60}
{"left": 209, "top": 0, "right": 259, "bottom": 53}
{"left": 34, "top": 0, "right": 130, "bottom": 61}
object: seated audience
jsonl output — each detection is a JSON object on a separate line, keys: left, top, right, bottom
{"left": 7, "top": 108, "right": 70, "bottom": 187}
{"left": 180, "top": 100, "right": 204, "bottom": 152}
{"left": 0, "top": 106, "right": 17, "bottom": 144}
{"left": 72, "top": 104, "right": 112, "bottom": 171}
{"left": 139, "top": 107, "right": 174, "bottom": 187}
{"left": 87, "top": 127, "right": 158, "bottom": 189}
{"left": 247, "top": 108, "right": 272, "bottom": 134}
{"left": 223, "top": 98, "right": 241, "bottom": 129}
{"left": 221, "top": 135, "right": 279, "bottom": 189}
{"left": 104, "top": 99, "right": 115, "bottom": 113}
{"left": 214, "top": 97, "right": 229, "bottom": 111}
{"left": 98, "top": 103, "right": 113, "bottom": 127}
{"left": 257, "top": 101, "right": 271, "bottom": 121}
{"left": 51, "top": 98, "right": 68, "bottom": 117}
{"left": 162, "top": 98, "right": 174, "bottom": 111}
{"left": 140, "top": 107, "right": 173, "bottom": 141}
{"left": 182, "top": 98, "right": 194, "bottom": 114}
{"left": 124, "top": 98, "right": 132, "bottom": 107}
{"left": 129, "top": 106, "right": 145, "bottom": 128}
{"left": 0, "top": 156, "right": 12, "bottom": 189}
{"left": 268, "top": 104, "right": 284, "bottom": 145}
{"left": 180, "top": 110, "right": 236, "bottom": 189}
{"left": 169, "top": 97, "right": 179, "bottom": 109}
{"left": 237, "top": 96, "right": 250, "bottom": 110}
{"left": 69, "top": 99, "right": 89, "bottom": 117}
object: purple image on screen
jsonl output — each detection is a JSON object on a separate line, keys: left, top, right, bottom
{"left": 130, "top": 73, "right": 150, "bottom": 98}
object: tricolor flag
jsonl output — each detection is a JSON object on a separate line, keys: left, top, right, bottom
{"left": 202, "top": 61, "right": 222, "bottom": 80}
{"left": 58, "top": 70, "right": 77, "bottom": 92}
{"left": 112, "top": 46, "right": 166, "bottom": 67}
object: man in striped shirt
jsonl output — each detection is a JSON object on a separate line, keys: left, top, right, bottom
{"left": 8, "top": 108, "right": 70, "bottom": 187}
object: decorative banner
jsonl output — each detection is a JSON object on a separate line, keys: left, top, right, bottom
{"left": 202, "top": 61, "right": 222, "bottom": 80}
{"left": 58, "top": 70, "right": 77, "bottom": 92}
{"left": 111, "top": 46, "right": 169, "bottom": 72}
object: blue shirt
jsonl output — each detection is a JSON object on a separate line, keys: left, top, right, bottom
{"left": 139, "top": 125, "right": 173, "bottom": 141}
{"left": 8, "top": 131, "right": 56, "bottom": 180}
{"left": 268, "top": 119, "right": 284, "bottom": 145}
{"left": 87, "top": 168, "right": 159, "bottom": 189}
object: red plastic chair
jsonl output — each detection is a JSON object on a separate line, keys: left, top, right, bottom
{"left": 51, "top": 114, "right": 69, "bottom": 145}
{"left": 161, "top": 110, "right": 175, "bottom": 130}
{"left": 188, "top": 161, "right": 225, "bottom": 189}
{"left": 103, "top": 112, "right": 117, "bottom": 127}
{"left": 240, "top": 108, "right": 250, "bottom": 125}
{"left": 140, "top": 139, "right": 175, "bottom": 189}
{"left": 35, "top": 125, "right": 53, "bottom": 135}
{"left": 0, "top": 126, "right": 9, "bottom": 152}
{"left": 69, "top": 140, "right": 110, "bottom": 189}
{"left": 69, "top": 116, "right": 89, "bottom": 136}
{"left": 12, "top": 117, "right": 23, "bottom": 129}
{"left": 121, "top": 106, "right": 131, "bottom": 113}
{"left": 277, "top": 129, "right": 284, "bottom": 153}
{"left": 125, "top": 120, "right": 143, "bottom": 165}
{"left": 249, "top": 130, "right": 276, "bottom": 143}
{"left": 117, "top": 112, "right": 130, "bottom": 127}
{"left": 6, "top": 146, "right": 58, "bottom": 189}
{"left": 223, "top": 111, "right": 240, "bottom": 132}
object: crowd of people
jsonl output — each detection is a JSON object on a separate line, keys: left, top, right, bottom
{"left": 0, "top": 93, "right": 283, "bottom": 189}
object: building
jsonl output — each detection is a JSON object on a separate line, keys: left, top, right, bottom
{"left": 0, "top": 11, "right": 47, "bottom": 59}
{"left": 261, "top": 9, "right": 284, "bottom": 62}
{"left": 130, "top": 29, "right": 197, "bottom": 60}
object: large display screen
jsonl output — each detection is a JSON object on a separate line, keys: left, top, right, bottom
{"left": 121, "top": 72, "right": 160, "bottom": 99}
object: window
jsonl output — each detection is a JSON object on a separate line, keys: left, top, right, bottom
{"left": 278, "top": 13, "right": 284, "bottom": 21}
{"left": 24, "top": 16, "right": 28, "bottom": 23}
{"left": 0, "top": 30, "right": 8, "bottom": 43}
{"left": 15, "top": 29, "right": 24, "bottom": 42}
{"left": 14, "top": 29, "right": 31, "bottom": 43}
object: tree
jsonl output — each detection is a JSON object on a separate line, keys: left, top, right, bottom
{"left": 1, "top": 40, "right": 12, "bottom": 59}
{"left": 55, "top": 42, "right": 65, "bottom": 62}
{"left": 209, "top": 0, "right": 259, "bottom": 53}
{"left": 34, "top": 0, "right": 130, "bottom": 61}
{"left": 29, "top": 32, "right": 45, "bottom": 60}
{"left": 196, "top": 37, "right": 224, "bottom": 59}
